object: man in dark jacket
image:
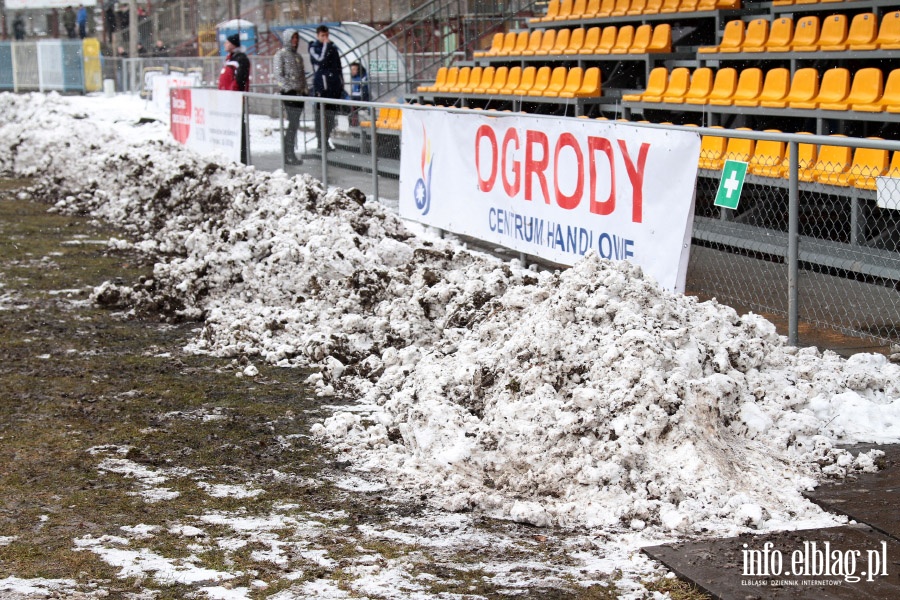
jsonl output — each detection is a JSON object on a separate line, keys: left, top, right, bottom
{"left": 308, "top": 25, "right": 343, "bottom": 150}
{"left": 218, "top": 33, "right": 251, "bottom": 165}
{"left": 218, "top": 33, "right": 250, "bottom": 92}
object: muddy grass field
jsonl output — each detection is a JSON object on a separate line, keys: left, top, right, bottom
{"left": 0, "top": 179, "right": 705, "bottom": 599}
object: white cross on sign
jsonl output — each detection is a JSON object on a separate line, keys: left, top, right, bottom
{"left": 724, "top": 169, "right": 740, "bottom": 198}
{"left": 714, "top": 160, "right": 748, "bottom": 210}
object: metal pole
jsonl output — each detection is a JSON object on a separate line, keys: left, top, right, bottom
{"left": 128, "top": 0, "right": 138, "bottom": 59}
{"left": 279, "top": 97, "right": 285, "bottom": 171}
{"left": 243, "top": 94, "right": 251, "bottom": 166}
{"left": 370, "top": 113, "right": 378, "bottom": 204}
{"left": 320, "top": 101, "right": 327, "bottom": 186}
{"left": 788, "top": 140, "right": 799, "bottom": 346}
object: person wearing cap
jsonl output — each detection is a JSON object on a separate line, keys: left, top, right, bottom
{"left": 273, "top": 28, "right": 308, "bottom": 166}
{"left": 218, "top": 33, "right": 251, "bottom": 92}
{"left": 308, "top": 25, "right": 343, "bottom": 150}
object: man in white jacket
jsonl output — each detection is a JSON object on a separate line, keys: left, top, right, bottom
{"left": 273, "top": 28, "right": 309, "bottom": 165}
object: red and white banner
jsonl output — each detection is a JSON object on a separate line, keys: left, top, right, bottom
{"left": 399, "top": 110, "right": 701, "bottom": 292}
{"left": 169, "top": 88, "right": 243, "bottom": 164}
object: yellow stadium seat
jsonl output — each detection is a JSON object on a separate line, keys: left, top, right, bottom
{"left": 773, "top": 0, "right": 792, "bottom": 5}
{"left": 660, "top": 67, "right": 691, "bottom": 102}
{"left": 622, "top": 66, "right": 667, "bottom": 101}
{"left": 582, "top": 27, "right": 602, "bottom": 53}
{"left": 529, "top": 66, "right": 553, "bottom": 96}
{"left": 543, "top": 66, "right": 570, "bottom": 96}
{"left": 735, "top": 68, "right": 789, "bottom": 107}
{"left": 474, "top": 33, "right": 504, "bottom": 58}
{"left": 580, "top": 0, "right": 603, "bottom": 18}
{"left": 842, "top": 13, "right": 878, "bottom": 51}
{"left": 533, "top": 29, "right": 557, "bottom": 55}
{"left": 660, "top": 0, "right": 681, "bottom": 14}
{"left": 699, "top": 19, "right": 743, "bottom": 54}
{"left": 611, "top": 0, "right": 632, "bottom": 17}
{"left": 821, "top": 140, "right": 889, "bottom": 188}
{"left": 698, "top": 126, "right": 727, "bottom": 170}
{"left": 388, "top": 108, "right": 404, "bottom": 130}
{"left": 679, "top": 67, "right": 715, "bottom": 104}
{"left": 647, "top": 23, "right": 672, "bottom": 52}
{"left": 564, "top": 28, "right": 587, "bottom": 54}
{"left": 761, "top": 67, "right": 817, "bottom": 108}
{"left": 643, "top": 0, "right": 664, "bottom": 12}
{"left": 549, "top": 29, "right": 572, "bottom": 55}
{"left": 459, "top": 67, "right": 485, "bottom": 94}
{"left": 718, "top": 0, "right": 741, "bottom": 7}
{"left": 594, "top": 26, "right": 618, "bottom": 53}
{"left": 816, "top": 14, "right": 849, "bottom": 51}
{"left": 521, "top": 30, "right": 544, "bottom": 56}
{"left": 742, "top": 19, "right": 769, "bottom": 53}
{"left": 420, "top": 67, "right": 447, "bottom": 92}
{"left": 695, "top": 0, "right": 718, "bottom": 11}
{"left": 511, "top": 31, "right": 530, "bottom": 55}
{"left": 790, "top": 67, "right": 849, "bottom": 109}
{"left": 448, "top": 67, "right": 473, "bottom": 93}
{"left": 513, "top": 66, "right": 538, "bottom": 95}
{"left": 789, "top": 16, "right": 821, "bottom": 52}
{"left": 532, "top": 0, "right": 559, "bottom": 22}
{"left": 596, "top": 0, "right": 617, "bottom": 17}
{"left": 610, "top": 25, "right": 636, "bottom": 53}
{"left": 681, "top": 0, "right": 701, "bottom": 11}
{"left": 628, "top": 24, "right": 653, "bottom": 53}
{"left": 821, "top": 68, "right": 881, "bottom": 111}
{"left": 499, "top": 67, "right": 523, "bottom": 95}
{"left": 765, "top": 17, "right": 794, "bottom": 52}
{"left": 852, "top": 146, "right": 892, "bottom": 190}
{"left": 710, "top": 67, "right": 762, "bottom": 106}
{"left": 748, "top": 131, "right": 786, "bottom": 177}
{"left": 695, "top": 67, "right": 737, "bottom": 105}
{"left": 484, "top": 66, "right": 508, "bottom": 94}
{"left": 561, "top": 67, "right": 602, "bottom": 97}
{"left": 497, "top": 32, "right": 518, "bottom": 56}
{"left": 554, "top": 67, "right": 584, "bottom": 97}
{"left": 628, "top": 0, "right": 648, "bottom": 15}
{"left": 852, "top": 11, "right": 900, "bottom": 50}
{"left": 554, "top": 0, "right": 576, "bottom": 19}
{"left": 800, "top": 136, "right": 851, "bottom": 183}
{"left": 860, "top": 68, "right": 900, "bottom": 112}
{"left": 776, "top": 133, "right": 817, "bottom": 180}
{"left": 375, "top": 108, "right": 391, "bottom": 128}
{"left": 569, "top": 0, "right": 589, "bottom": 18}
{"left": 723, "top": 128, "right": 755, "bottom": 164}
{"left": 467, "top": 66, "right": 495, "bottom": 94}
{"left": 436, "top": 67, "right": 460, "bottom": 92}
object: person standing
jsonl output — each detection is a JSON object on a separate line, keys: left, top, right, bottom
{"left": 308, "top": 25, "right": 343, "bottom": 150}
{"left": 273, "top": 29, "right": 308, "bottom": 165}
{"left": 218, "top": 33, "right": 251, "bottom": 164}
{"left": 76, "top": 5, "right": 88, "bottom": 39}
{"left": 63, "top": 6, "right": 77, "bottom": 39}
{"left": 348, "top": 61, "right": 369, "bottom": 127}
{"left": 152, "top": 39, "right": 169, "bottom": 57}
{"left": 13, "top": 14, "right": 26, "bottom": 40}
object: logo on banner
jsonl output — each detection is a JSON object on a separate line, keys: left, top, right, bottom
{"left": 413, "top": 125, "right": 434, "bottom": 215}
{"left": 170, "top": 88, "right": 192, "bottom": 144}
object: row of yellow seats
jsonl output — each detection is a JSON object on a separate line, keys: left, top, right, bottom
{"left": 474, "top": 24, "right": 671, "bottom": 58}
{"left": 700, "top": 129, "right": 898, "bottom": 190}
{"left": 359, "top": 107, "right": 402, "bottom": 130}
{"left": 530, "top": 0, "right": 739, "bottom": 23}
{"left": 700, "top": 12, "right": 900, "bottom": 54}
{"left": 624, "top": 66, "right": 900, "bottom": 111}
{"left": 418, "top": 65, "right": 602, "bottom": 98}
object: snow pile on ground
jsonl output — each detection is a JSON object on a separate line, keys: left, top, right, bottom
{"left": 2, "top": 92, "right": 899, "bottom": 536}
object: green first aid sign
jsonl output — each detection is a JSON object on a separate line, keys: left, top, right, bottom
{"left": 714, "top": 160, "right": 748, "bottom": 210}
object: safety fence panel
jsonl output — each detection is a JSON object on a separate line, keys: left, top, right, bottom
{"left": 37, "top": 40, "right": 65, "bottom": 92}
{"left": 12, "top": 42, "right": 39, "bottom": 92}
{"left": 0, "top": 43, "right": 13, "bottom": 91}
{"left": 61, "top": 41, "right": 85, "bottom": 92}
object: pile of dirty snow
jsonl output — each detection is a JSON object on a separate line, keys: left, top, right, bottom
{"left": 2, "top": 92, "right": 899, "bottom": 535}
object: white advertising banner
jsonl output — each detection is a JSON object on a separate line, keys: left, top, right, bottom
{"left": 152, "top": 74, "right": 202, "bottom": 115}
{"left": 399, "top": 110, "right": 701, "bottom": 292}
{"left": 170, "top": 88, "right": 243, "bottom": 164}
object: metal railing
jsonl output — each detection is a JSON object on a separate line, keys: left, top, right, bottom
{"left": 231, "top": 92, "right": 900, "bottom": 347}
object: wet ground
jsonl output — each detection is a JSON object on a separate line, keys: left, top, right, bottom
{"left": 0, "top": 181, "right": 708, "bottom": 598}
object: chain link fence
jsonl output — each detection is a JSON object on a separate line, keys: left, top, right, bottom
{"left": 237, "top": 94, "right": 900, "bottom": 346}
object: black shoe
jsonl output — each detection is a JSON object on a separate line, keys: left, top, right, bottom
{"left": 285, "top": 155, "right": 303, "bottom": 165}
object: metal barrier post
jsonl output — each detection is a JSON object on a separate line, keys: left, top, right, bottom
{"left": 320, "top": 101, "right": 327, "bottom": 186}
{"left": 370, "top": 116, "right": 378, "bottom": 204}
{"left": 243, "top": 95, "right": 251, "bottom": 166}
{"left": 788, "top": 141, "right": 799, "bottom": 346}
{"left": 279, "top": 98, "right": 285, "bottom": 171}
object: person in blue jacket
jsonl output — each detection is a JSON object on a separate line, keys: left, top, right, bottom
{"left": 308, "top": 25, "right": 343, "bottom": 150}
{"left": 348, "top": 61, "right": 370, "bottom": 126}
